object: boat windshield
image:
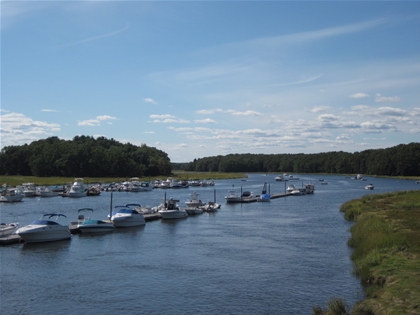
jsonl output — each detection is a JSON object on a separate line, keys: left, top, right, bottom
{"left": 31, "top": 220, "right": 60, "bottom": 225}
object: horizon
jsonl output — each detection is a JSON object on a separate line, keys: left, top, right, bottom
{"left": 1, "top": 1, "right": 420, "bottom": 163}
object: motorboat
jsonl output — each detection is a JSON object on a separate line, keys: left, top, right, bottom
{"left": 286, "top": 184, "right": 296, "bottom": 193}
{"left": 0, "top": 188, "right": 24, "bottom": 202}
{"left": 365, "top": 184, "right": 374, "bottom": 190}
{"left": 21, "top": 183, "right": 37, "bottom": 197}
{"left": 202, "top": 201, "right": 221, "bottom": 212}
{"left": 185, "top": 207, "right": 204, "bottom": 215}
{"left": 15, "top": 214, "right": 71, "bottom": 243}
{"left": 78, "top": 216, "right": 115, "bottom": 233}
{"left": 68, "top": 178, "right": 87, "bottom": 197}
{"left": 225, "top": 190, "right": 241, "bottom": 203}
{"left": 158, "top": 198, "right": 188, "bottom": 219}
{"left": 36, "top": 186, "right": 59, "bottom": 197}
{"left": 257, "top": 194, "right": 271, "bottom": 202}
{"left": 291, "top": 189, "right": 303, "bottom": 196}
{"left": 139, "top": 181, "right": 153, "bottom": 191}
{"left": 275, "top": 175, "right": 287, "bottom": 181}
{"left": 111, "top": 206, "right": 146, "bottom": 227}
{"left": 185, "top": 192, "right": 206, "bottom": 208}
{"left": 0, "top": 222, "right": 19, "bottom": 237}
{"left": 305, "top": 183, "right": 315, "bottom": 194}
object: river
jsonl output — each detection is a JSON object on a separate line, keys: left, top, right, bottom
{"left": 1, "top": 174, "right": 418, "bottom": 314}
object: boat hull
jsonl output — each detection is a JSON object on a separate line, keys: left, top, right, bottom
{"left": 16, "top": 225, "right": 71, "bottom": 243}
{"left": 111, "top": 215, "right": 146, "bottom": 227}
{"left": 0, "top": 223, "right": 19, "bottom": 237}
{"left": 159, "top": 210, "right": 188, "bottom": 219}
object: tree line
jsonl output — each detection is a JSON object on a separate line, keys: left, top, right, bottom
{"left": 0, "top": 136, "right": 172, "bottom": 177}
{"left": 183, "top": 142, "right": 420, "bottom": 176}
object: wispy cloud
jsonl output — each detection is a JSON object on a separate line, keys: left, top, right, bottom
{"left": 349, "top": 93, "right": 369, "bottom": 99}
{"left": 144, "top": 98, "right": 158, "bottom": 104}
{"left": 375, "top": 93, "right": 401, "bottom": 103}
{"left": 78, "top": 115, "right": 117, "bottom": 126}
{"left": 61, "top": 24, "right": 129, "bottom": 48}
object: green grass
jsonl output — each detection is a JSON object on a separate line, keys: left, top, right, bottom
{"left": 339, "top": 190, "right": 420, "bottom": 315}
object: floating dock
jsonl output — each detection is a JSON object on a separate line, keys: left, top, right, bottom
{"left": 0, "top": 235, "right": 23, "bottom": 245}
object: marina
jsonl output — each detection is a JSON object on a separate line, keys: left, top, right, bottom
{"left": 1, "top": 174, "right": 419, "bottom": 314}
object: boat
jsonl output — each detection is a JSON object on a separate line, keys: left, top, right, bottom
{"left": 139, "top": 181, "right": 153, "bottom": 191}
{"left": 202, "top": 201, "right": 221, "bottom": 212}
{"left": 275, "top": 175, "right": 287, "bottom": 181}
{"left": 286, "top": 184, "right": 296, "bottom": 193}
{"left": 185, "top": 192, "right": 206, "bottom": 208}
{"left": 78, "top": 219, "right": 115, "bottom": 233}
{"left": 36, "top": 186, "right": 59, "bottom": 197}
{"left": 0, "top": 188, "right": 24, "bottom": 202}
{"left": 365, "top": 183, "right": 374, "bottom": 190}
{"left": 0, "top": 222, "right": 19, "bottom": 237}
{"left": 185, "top": 207, "right": 204, "bottom": 215}
{"left": 291, "top": 189, "right": 303, "bottom": 196}
{"left": 76, "top": 208, "right": 115, "bottom": 233}
{"left": 68, "top": 178, "right": 87, "bottom": 197}
{"left": 15, "top": 214, "right": 71, "bottom": 243}
{"left": 111, "top": 206, "right": 146, "bottom": 227}
{"left": 86, "top": 185, "right": 101, "bottom": 196}
{"left": 224, "top": 190, "right": 253, "bottom": 203}
{"left": 158, "top": 198, "right": 188, "bottom": 219}
{"left": 305, "top": 183, "right": 315, "bottom": 194}
{"left": 257, "top": 194, "right": 271, "bottom": 202}
{"left": 21, "top": 183, "right": 37, "bottom": 197}
{"left": 257, "top": 182, "right": 270, "bottom": 202}
{"left": 225, "top": 190, "right": 241, "bottom": 203}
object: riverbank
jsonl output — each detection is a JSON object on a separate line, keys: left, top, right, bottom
{"left": 0, "top": 171, "right": 247, "bottom": 187}
{"left": 340, "top": 190, "right": 420, "bottom": 315}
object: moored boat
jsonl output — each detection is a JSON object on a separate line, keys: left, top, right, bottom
{"left": 15, "top": 214, "right": 71, "bottom": 243}
{"left": 0, "top": 222, "right": 19, "bottom": 237}
{"left": 0, "top": 188, "right": 24, "bottom": 202}
{"left": 111, "top": 206, "right": 146, "bottom": 227}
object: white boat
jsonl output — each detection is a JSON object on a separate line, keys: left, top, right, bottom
{"left": 21, "top": 182, "right": 37, "bottom": 197}
{"left": 275, "top": 175, "right": 287, "bottom": 181}
{"left": 286, "top": 184, "right": 296, "bottom": 193}
{"left": 185, "top": 192, "right": 206, "bottom": 208}
{"left": 111, "top": 206, "right": 146, "bottom": 227}
{"left": 78, "top": 218, "right": 115, "bottom": 233}
{"left": 185, "top": 207, "right": 204, "bottom": 215}
{"left": 365, "top": 184, "right": 374, "bottom": 190}
{"left": 139, "top": 181, "right": 153, "bottom": 191}
{"left": 305, "top": 183, "right": 315, "bottom": 194}
{"left": 158, "top": 198, "right": 188, "bottom": 219}
{"left": 225, "top": 190, "right": 241, "bottom": 203}
{"left": 224, "top": 190, "right": 253, "bottom": 203}
{"left": 202, "top": 201, "right": 221, "bottom": 212}
{"left": 0, "top": 188, "right": 24, "bottom": 202}
{"left": 0, "top": 222, "right": 19, "bottom": 237}
{"left": 36, "top": 186, "right": 59, "bottom": 197}
{"left": 291, "top": 189, "right": 303, "bottom": 196}
{"left": 16, "top": 214, "right": 71, "bottom": 243}
{"left": 68, "top": 178, "right": 87, "bottom": 197}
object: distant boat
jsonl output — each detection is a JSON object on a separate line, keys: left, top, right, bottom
{"left": 365, "top": 184, "right": 374, "bottom": 190}
{"left": 0, "top": 222, "right": 19, "bottom": 237}
{"left": 0, "top": 188, "right": 24, "bottom": 202}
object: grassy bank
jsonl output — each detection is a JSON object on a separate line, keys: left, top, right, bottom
{"left": 0, "top": 171, "right": 247, "bottom": 187}
{"left": 338, "top": 190, "right": 420, "bottom": 315}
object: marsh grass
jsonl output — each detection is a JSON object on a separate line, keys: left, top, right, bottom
{"left": 339, "top": 190, "right": 420, "bottom": 314}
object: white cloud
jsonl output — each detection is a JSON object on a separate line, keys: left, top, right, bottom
{"left": 0, "top": 112, "right": 61, "bottom": 148}
{"left": 227, "top": 110, "right": 261, "bottom": 117}
{"left": 144, "top": 98, "right": 158, "bottom": 104}
{"left": 310, "top": 106, "right": 330, "bottom": 113}
{"left": 375, "top": 93, "right": 401, "bottom": 103}
{"left": 41, "top": 109, "right": 59, "bottom": 112}
{"left": 194, "top": 118, "right": 217, "bottom": 124}
{"left": 78, "top": 115, "right": 117, "bottom": 126}
{"left": 349, "top": 93, "right": 369, "bottom": 99}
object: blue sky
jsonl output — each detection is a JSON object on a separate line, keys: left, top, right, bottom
{"left": 1, "top": 1, "right": 420, "bottom": 163}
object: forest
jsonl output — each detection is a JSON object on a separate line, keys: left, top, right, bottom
{"left": 184, "top": 142, "right": 420, "bottom": 176}
{"left": 0, "top": 136, "right": 172, "bottom": 177}
{"left": 1, "top": 137, "right": 419, "bottom": 177}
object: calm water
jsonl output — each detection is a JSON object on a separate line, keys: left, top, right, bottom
{"left": 1, "top": 174, "right": 418, "bottom": 315}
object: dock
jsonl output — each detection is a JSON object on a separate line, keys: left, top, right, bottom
{"left": 0, "top": 234, "right": 23, "bottom": 245}
{"left": 226, "top": 192, "right": 292, "bottom": 203}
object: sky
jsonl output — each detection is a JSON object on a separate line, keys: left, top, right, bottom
{"left": 1, "top": 1, "right": 420, "bottom": 163}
